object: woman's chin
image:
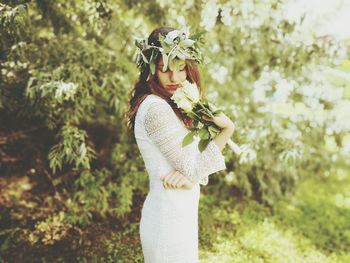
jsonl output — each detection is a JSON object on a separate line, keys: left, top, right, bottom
{"left": 167, "top": 88, "right": 180, "bottom": 94}
{"left": 166, "top": 89, "right": 176, "bottom": 95}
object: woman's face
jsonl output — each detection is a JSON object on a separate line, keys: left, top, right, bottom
{"left": 156, "top": 57, "right": 187, "bottom": 94}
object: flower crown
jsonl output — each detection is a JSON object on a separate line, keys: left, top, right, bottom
{"left": 134, "top": 27, "right": 205, "bottom": 75}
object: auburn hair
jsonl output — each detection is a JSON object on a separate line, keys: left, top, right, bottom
{"left": 125, "top": 26, "right": 204, "bottom": 137}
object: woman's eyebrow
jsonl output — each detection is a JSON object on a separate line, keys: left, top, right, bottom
{"left": 157, "top": 63, "right": 185, "bottom": 69}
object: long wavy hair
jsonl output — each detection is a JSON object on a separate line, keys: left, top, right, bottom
{"left": 125, "top": 26, "right": 204, "bottom": 136}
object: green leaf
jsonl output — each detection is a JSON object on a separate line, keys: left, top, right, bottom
{"left": 140, "top": 51, "right": 149, "bottom": 63}
{"left": 190, "top": 31, "right": 206, "bottom": 41}
{"left": 150, "top": 62, "right": 155, "bottom": 75}
{"left": 182, "top": 131, "right": 197, "bottom": 147}
{"left": 162, "top": 53, "right": 169, "bottom": 71}
{"left": 198, "top": 128, "right": 210, "bottom": 140}
{"left": 198, "top": 139, "right": 210, "bottom": 152}
{"left": 186, "top": 112, "right": 197, "bottom": 119}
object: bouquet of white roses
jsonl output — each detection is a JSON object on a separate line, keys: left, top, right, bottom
{"left": 171, "top": 80, "right": 241, "bottom": 154}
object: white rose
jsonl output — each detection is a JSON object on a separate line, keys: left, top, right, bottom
{"left": 171, "top": 81, "right": 199, "bottom": 112}
{"left": 177, "top": 97, "right": 193, "bottom": 113}
{"left": 181, "top": 80, "right": 200, "bottom": 103}
{"left": 171, "top": 88, "right": 185, "bottom": 105}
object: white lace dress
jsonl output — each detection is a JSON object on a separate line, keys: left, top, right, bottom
{"left": 134, "top": 94, "right": 227, "bottom": 263}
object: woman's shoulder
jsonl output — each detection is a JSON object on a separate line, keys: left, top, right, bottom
{"left": 140, "top": 94, "right": 168, "bottom": 110}
{"left": 136, "top": 94, "right": 168, "bottom": 117}
{"left": 145, "top": 93, "right": 166, "bottom": 103}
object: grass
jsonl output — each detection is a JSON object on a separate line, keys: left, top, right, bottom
{"left": 198, "top": 169, "right": 350, "bottom": 263}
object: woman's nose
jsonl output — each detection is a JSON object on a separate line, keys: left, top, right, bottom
{"left": 169, "top": 70, "right": 181, "bottom": 82}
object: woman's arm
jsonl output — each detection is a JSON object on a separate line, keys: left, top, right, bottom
{"left": 213, "top": 127, "right": 235, "bottom": 151}
{"left": 202, "top": 113, "right": 235, "bottom": 151}
{"left": 160, "top": 170, "right": 195, "bottom": 189}
{"left": 161, "top": 123, "right": 234, "bottom": 190}
{"left": 144, "top": 98, "right": 226, "bottom": 186}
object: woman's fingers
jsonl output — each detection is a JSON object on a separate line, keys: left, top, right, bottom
{"left": 168, "top": 172, "right": 182, "bottom": 189}
{"left": 161, "top": 171, "right": 176, "bottom": 189}
{"left": 160, "top": 171, "right": 191, "bottom": 189}
{"left": 182, "top": 177, "right": 194, "bottom": 189}
{"left": 201, "top": 115, "right": 213, "bottom": 122}
{"left": 173, "top": 175, "right": 193, "bottom": 189}
{"left": 202, "top": 113, "right": 235, "bottom": 130}
{"left": 172, "top": 174, "right": 185, "bottom": 188}
{"left": 160, "top": 171, "right": 172, "bottom": 189}
{"left": 177, "top": 177, "right": 187, "bottom": 189}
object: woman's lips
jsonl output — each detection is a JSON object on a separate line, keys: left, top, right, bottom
{"left": 167, "top": 84, "right": 180, "bottom": 90}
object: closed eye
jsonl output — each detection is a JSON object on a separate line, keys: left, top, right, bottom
{"left": 157, "top": 65, "right": 186, "bottom": 72}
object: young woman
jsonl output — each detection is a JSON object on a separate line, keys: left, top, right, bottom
{"left": 126, "top": 26, "right": 235, "bottom": 263}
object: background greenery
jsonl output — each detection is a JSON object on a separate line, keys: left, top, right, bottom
{"left": 1, "top": 0, "right": 349, "bottom": 262}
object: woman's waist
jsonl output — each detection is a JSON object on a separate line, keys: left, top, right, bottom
{"left": 149, "top": 177, "right": 200, "bottom": 192}
{"left": 144, "top": 183, "right": 200, "bottom": 207}
{"left": 142, "top": 187, "right": 200, "bottom": 216}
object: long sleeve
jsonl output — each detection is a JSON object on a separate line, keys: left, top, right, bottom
{"left": 144, "top": 98, "right": 226, "bottom": 185}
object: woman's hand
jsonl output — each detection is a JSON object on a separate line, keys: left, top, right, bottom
{"left": 160, "top": 171, "right": 195, "bottom": 190}
{"left": 202, "top": 112, "right": 235, "bottom": 131}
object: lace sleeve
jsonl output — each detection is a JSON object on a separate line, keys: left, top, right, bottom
{"left": 144, "top": 99, "right": 226, "bottom": 185}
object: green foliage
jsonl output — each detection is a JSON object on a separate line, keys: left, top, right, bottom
{"left": 28, "top": 211, "right": 73, "bottom": 246}
{"left": 273, "top": 170, "right": 350, "bottom": 254}
{"left": 103, "top": 231, "right": 144, "bottom": 263}
{"left": 65, "top": 169, "right": 116, "bottom": 225}
{"left": 48, "top": 124, "right": 96, "bottom": 174}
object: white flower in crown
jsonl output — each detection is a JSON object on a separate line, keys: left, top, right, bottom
{"left": 165, "top": 27, "right": 191, "bottom": 44}
{"left": 164, "top": 30, "right": 185, "bottom": 45}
